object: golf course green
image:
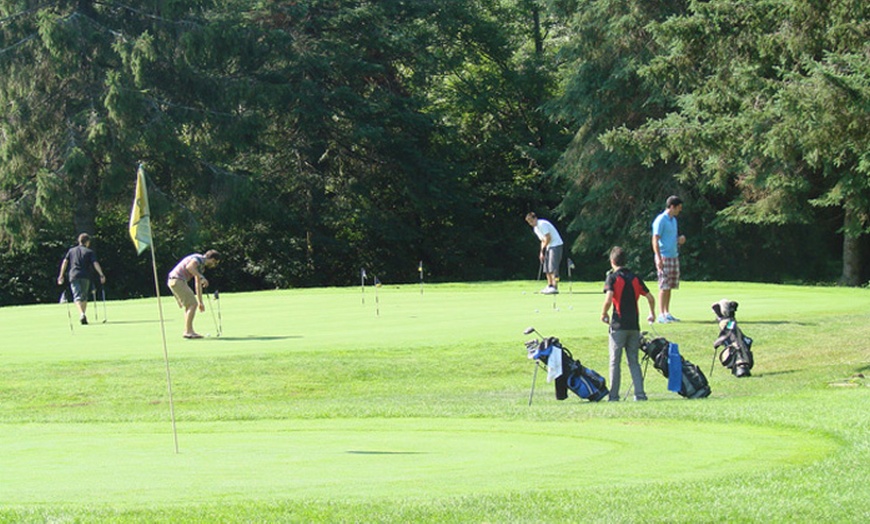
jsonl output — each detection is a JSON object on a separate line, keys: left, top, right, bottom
{"left": 1, "top": 281, "right": 868, "bottom": 522}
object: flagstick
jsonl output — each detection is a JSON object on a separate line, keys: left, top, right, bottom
{"left": 419, "top": 261, "right": 423, "bottom": 296}
{"left": 149, "top": 246, "right": 179, "bottom": 454}
{"left": 375, "top": 276, "right": 380, "bottom": 317}
{"left": 361, "top": 271, "right": 365, "bottom": 305}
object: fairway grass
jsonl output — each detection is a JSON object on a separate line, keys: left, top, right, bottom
{"left": 1, "top": 281, "right": 868, "bottom": 522}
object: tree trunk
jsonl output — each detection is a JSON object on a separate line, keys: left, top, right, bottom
{"left": 839, "top": 206, "right": 862, "bottom": 286}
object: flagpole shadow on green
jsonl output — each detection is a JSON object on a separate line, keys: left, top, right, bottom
{"left": 129, "top": 163, "right": 179, "bottom": 454}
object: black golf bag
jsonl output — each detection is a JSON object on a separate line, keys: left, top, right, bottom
{"left": 527, "top": 337, "right": 609, "bottom": 402}
{"left": 639, "top": 335, "right": 711, "bottom": 399}
{"left": 712, "top": 300, "right": 754, "bottom": 377}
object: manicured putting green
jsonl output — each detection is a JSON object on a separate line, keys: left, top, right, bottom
{"left": 2, "top": 417, "right": 833, "bottom": 505}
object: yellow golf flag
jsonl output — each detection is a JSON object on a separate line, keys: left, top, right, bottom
{"left": 129, "top": 165, "right": 152, "bottom": 255}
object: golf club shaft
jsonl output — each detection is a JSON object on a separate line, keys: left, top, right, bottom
{"left": 63, "top": 290, "right": 74, "bottom": 333}
{"left": 528, "top": 363, "right": 539, "bottom": 406}
{"left": 216, "top": 292, "right": 222, "bottom": 335}
{"left": 206, "top": 293, "right": 220, "bottom": 334}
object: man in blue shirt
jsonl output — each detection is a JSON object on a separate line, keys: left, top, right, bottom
{"left": 651, "top": 196, "right": 686, "bottom": 323}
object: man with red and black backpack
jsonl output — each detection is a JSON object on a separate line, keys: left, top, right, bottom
{"left": 601, "top": 246, "right": 656, "bottom": 401}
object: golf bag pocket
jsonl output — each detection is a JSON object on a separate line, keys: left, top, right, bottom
{"left": 557, "top": 349, "right": 608, "bottom": 402}
{"left": 545, "top": 346, "right": 608, "bottom": 402}
{"left": 565, "top": 365, "right": 609, "bottom": 402}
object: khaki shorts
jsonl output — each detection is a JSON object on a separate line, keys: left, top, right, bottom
{"left": 168, "top": 278, "right": 197, "bottom": 309}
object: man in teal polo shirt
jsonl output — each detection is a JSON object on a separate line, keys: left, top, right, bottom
{"left": 651, "top": 196, "right": 686, "bottom": 323}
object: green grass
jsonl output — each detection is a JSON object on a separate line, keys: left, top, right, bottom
{"left": 1, "top": 281, "right": 868, "bottom": 522}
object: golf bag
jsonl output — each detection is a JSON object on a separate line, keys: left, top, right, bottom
{"left": 639, "top": 335, "right": 711, "bottom": 399}
{"left": 712, "top": 300, "right": 754, "bottom": 377}
{"left": 527, "top": 337, "right": 609, "bottom": 402}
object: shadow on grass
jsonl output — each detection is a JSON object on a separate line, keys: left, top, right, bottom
{"left": 666, "top": 320, "right": 813, "bottom": 327}
{"left": 101, "top": 320, "right": 163, "bottom": 325}
{"left": 211, "top": 335, "right": 302, "bottom": 341}
{"left": 749, "top": 369, "right": 799, "bottom": 377}
{"left": 346, "top": 450, "right": 429, "bottom": 455}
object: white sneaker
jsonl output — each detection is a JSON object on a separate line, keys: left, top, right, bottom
{"left": 541, "top": 286, "right": 559, "bottom": 295}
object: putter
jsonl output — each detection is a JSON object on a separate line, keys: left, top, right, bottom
{"left": 214, "top": 290, "right": 222, "bottom": 336}
{"left": 92, "top": 288, "right": 98, "bottom": 322}
{"left": 206, "top": 292, "right": 220, "bottom": 337}
{"left": 101, "top": 287, "right": 107, "bottom": 323}
{"left": 61, "top": 289, "right": 74, "bottom": 333}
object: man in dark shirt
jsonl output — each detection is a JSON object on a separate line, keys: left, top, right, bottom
{"left": 57, "top": 233, "right": 106, "bottom": 325}
{"left": 601, "top": 246, "right": 656, "bottom": 401}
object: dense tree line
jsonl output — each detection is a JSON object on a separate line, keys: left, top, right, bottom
{"left": 1, "top": 0, "right": 867, "bottom": 306}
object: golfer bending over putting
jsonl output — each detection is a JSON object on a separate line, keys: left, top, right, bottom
{"left": 167, "top": 250, "right": 220, "bottom": 339}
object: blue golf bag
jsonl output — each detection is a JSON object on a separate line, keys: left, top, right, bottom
{"left": 527, "top": 336, "right": 609, "bottom": 402}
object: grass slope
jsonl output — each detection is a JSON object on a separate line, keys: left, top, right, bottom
{"left": 0, "top": 281, "right": 868, "bottom": 523}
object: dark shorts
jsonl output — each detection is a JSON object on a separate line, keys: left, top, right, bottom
{"left": 70, "top": 278, "right": 91, "bottom": 302}
{"left": 657, "top": 257, "right": 680, "bottom": 290}
{"left": 544, "top": 245, "right": 563, "bottom": 274}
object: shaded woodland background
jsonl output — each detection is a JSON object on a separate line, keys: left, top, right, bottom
{"left": 1, "top": 1, "right": 867, "bottom": 305}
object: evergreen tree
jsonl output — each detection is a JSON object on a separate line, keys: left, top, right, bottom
{"left": 542, "top": 0, "right": 690, "bottom": 279}
{"left": 604, "top": 0, "right": 870, "bottom": 284}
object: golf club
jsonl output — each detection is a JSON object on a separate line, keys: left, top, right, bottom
{"left": 60, "top": 289, "right": 74, "bottom": 333}
{"left": 523, "top": 326, "right": 543, "bottom": 338}
{"left": 91, "top": 288, "right": 98, "bottom": 322}
{"left": 206, "top": 292, "right": 221, "bottom": 337}
{"left": 101, "top": 287, "right": 107, "bottom": 323}
{"left": 523, "top": 326, "right": 545, "bottom": 406}
{"left": 528, "top": 362, "right": 539, "bottom": 406}
{"left": 214, "top": 290, "right": 222, "bottom": 336}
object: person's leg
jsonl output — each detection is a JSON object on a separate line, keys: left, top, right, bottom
{"left": 608, "top": 331, "right": 625, "bottom": 401}
{"left": 659, "top": 289, "right": 671, "bottom": 317}
{"left": 169, "top": 279, "right": 200, "bottom": 337}
{"left": 625, "top": 331, "right": 646, "bottom": 400}
{"left": 71, "top": 279, "right": 90, "bottom": 322}
{"left": 549, "top": 245, "right": 563, "bottom": 289}
{"left": 184, "top": 304, "right": 198, "bottom": 335}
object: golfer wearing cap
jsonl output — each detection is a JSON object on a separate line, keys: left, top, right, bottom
{"left": 651, "top": 196, "right": 686, "bottom": 323}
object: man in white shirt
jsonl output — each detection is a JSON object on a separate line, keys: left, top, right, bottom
{"left": 525, "top": 212, "right": 564, "bottom": 294}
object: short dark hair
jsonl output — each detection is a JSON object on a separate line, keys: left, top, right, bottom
{"left": 204, "top": 249, "right": 221, "bottom": 261}
{"left": 609, "top": 246, "right": 627, "bottom": 267}
{"left": 525, "top": 212, "right": 537, "bottom": 221}
{"left": 666, "top": 195, "right": 683, "bottom": 208}
{"left": 78, "top": 233, "right": 90, "bottom": 245}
